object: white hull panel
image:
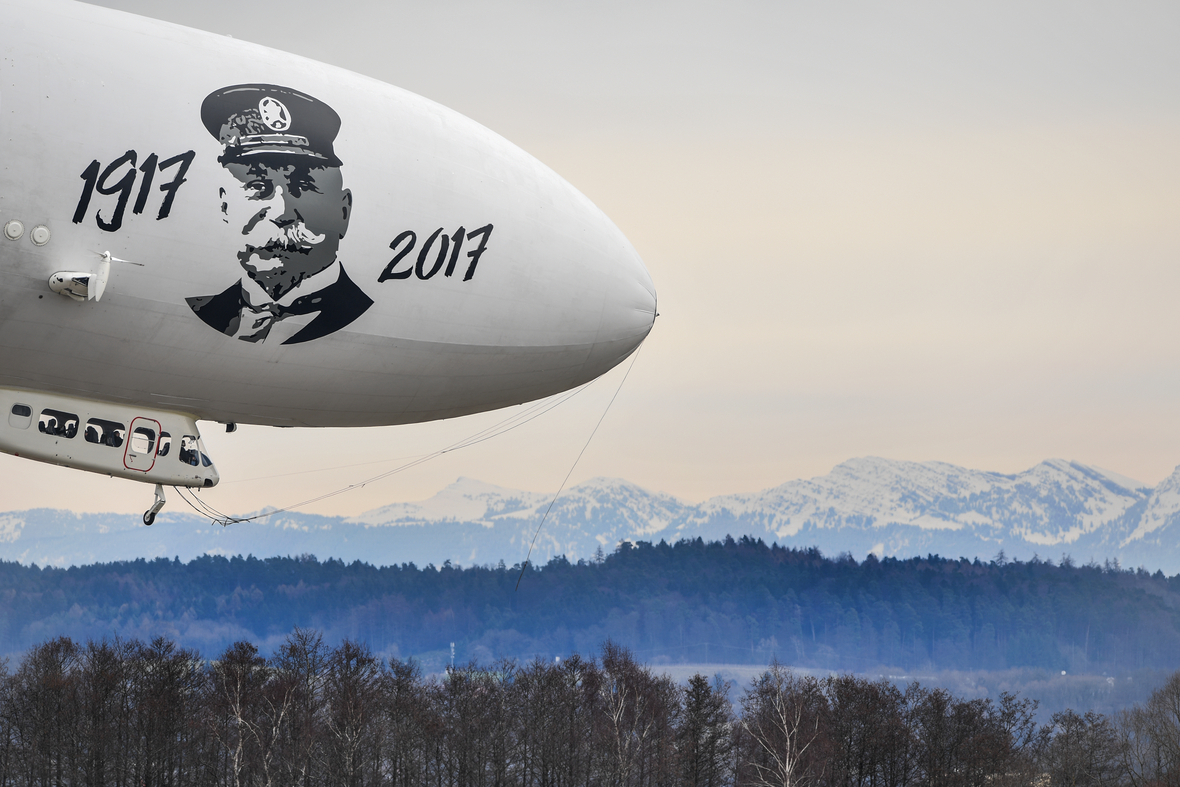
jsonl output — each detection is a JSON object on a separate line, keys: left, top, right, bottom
{"left": 0, "top": 0, "right": 656, "bottom": 427}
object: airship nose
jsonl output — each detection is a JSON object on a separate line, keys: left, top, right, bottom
{"left": 596, "top": 232, "right": 657, "bottom": 367}
{"left": 623, "top": 254, "right": 657, "bottom": 345}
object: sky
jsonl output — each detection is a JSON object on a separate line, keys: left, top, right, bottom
{"left": 5, "top": 0, "right": 1180, "bottom": 517}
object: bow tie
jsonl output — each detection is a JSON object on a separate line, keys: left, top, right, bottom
{"left": 236, "top": 292, "right": 324, "bottom": 343}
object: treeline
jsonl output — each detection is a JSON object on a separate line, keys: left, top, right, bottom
{"left": 2, "top": 631, "right": 1178, "bottom": 787}
{"left": 1, "top": 537, "right": 1179, "bottom": 672}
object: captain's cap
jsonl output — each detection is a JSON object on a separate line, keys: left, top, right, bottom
{"left": 201, "top": 84, "right": 342, "bottom": 166}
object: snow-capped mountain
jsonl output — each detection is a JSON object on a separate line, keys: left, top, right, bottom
{"left": 679, "top": 458, "right": 1155, "bottom": 563}
{"left": 352, "top": 476, "right": 686, "bottom": 540}
{"left": 350, "top": 478, "right": 549, "bottom": 527}
{"left": 347, "top": 477, "right": 690, "bottom": 564}
{"left": 4, "top": 458, "right": 1180, "bottom": 572}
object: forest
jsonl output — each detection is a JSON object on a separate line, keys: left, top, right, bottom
{"left": 0, "top": 536, "right": 1178, "bottom": 674}
{"left": 0, "top": 631, "right": 1174, "bottom": 787}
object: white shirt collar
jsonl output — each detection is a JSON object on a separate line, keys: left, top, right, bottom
{"left": 240, "top": 259, "right": 342, "bottom": 311}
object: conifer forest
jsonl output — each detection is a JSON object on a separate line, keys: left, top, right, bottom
{"left": 0, "top": 537, "right": 1178, "bottom": 674}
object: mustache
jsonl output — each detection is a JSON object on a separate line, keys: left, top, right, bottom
{"left": 244, "top": 222, "right": 327, "bottom": 257}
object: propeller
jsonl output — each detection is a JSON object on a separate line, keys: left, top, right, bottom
{"left": 92, "top": 250, "right": 144, "bottom": 266}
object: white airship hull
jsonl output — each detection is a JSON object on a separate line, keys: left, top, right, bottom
{"left": 0, "top": 0, "right": 656, "bottom": 433}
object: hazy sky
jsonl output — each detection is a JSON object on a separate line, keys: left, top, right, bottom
{"left": 5, "top": 0, "right": 1180, "bottom": 516}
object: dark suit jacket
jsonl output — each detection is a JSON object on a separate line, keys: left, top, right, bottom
{"left": 186, "top": 265, "right": 374, "bottom": 345}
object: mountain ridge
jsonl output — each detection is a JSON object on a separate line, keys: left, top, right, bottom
{"left": 6, "top": 457, "right": 1180, "bottom": 572}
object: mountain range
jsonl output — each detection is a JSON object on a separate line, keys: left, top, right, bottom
{"left": 5, "top": 456, "right": 1180, "bottom": 572}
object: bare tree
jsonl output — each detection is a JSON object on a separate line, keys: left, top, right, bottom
{"left": 596, "top": 641, "right": 679, "bottom": 787}
{"left": 736, "top": 664, "right": 825, "bottom": 787}
{"left": 1040, "top": 710, "right": 1126, "bottom": 787}
{"left": 506, "top": 658, "right": 558, "bottom": 787}
{"left": 271, "top": 629, "right": 325, "bottom": 787}
{"left": 209, "top": 640, "right": 269, "bottom": 787}
{"left": 822, "top": 674, "right": 914, "bottom": 787}
{"left": 1118, "top": 672, "right": 1180, "bottom": 787}
{"left": 432, "top": 659, "right": 514, "bottom": 787}
{"left": 0, "top": 658, "right": 15, "bottom": 787}
{"left": 0, "top": 630, "right": 1158, "bottom": 787}
{"left": 8, "top": 637, "right": 82, "bottom": 787}
{"left": 322, "top": 639, "right": 383, "bottom": 787}
{"left": 132, "top": 637, "right": 207, "bottom": 787}
{"left": 76, "top": 640, "right": 124, "bottom": 787}
{"left": 383, "top": 657, "right": 430, "bottom": 787}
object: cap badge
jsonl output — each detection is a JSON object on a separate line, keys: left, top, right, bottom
{"left": 258, "top": 97, "right": 291, "bottom": 131}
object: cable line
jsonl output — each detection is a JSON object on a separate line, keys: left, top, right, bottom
{"left": 516, "top": 345, "right": 642, "bottom": 591}
{"left": 179, "top": 373, "right": 601, "bottom": 526}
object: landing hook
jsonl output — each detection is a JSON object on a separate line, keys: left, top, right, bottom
{"left": 144, "top": 483, "right": 166, "bottom": 526}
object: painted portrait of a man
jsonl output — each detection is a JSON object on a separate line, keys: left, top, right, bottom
{"left": 186, "top": 84, "right": 372, "bottom": 345}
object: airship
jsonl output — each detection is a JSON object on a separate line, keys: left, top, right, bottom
{"left": 0, "top": 0, "right": 657, "bottom": 523}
